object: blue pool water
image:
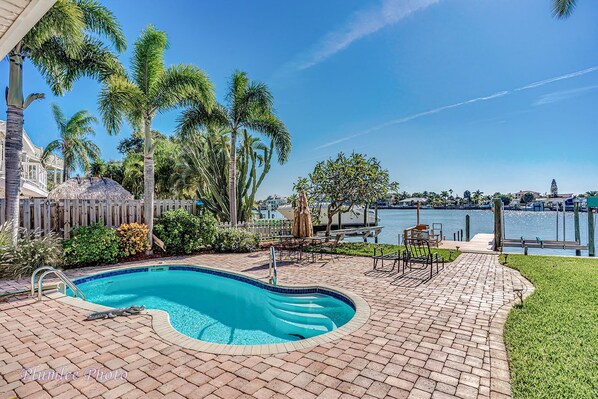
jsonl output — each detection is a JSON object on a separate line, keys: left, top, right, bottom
{"left": 70, "top": 267, "right": 355, "bottom": 346}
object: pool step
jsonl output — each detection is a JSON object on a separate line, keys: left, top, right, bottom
{"left": 272, "top": 317, "right": 330, "bottom": 339}
{"left": 268, "top": 307, "right": 336, "bottom": 331}
{"left": 266, "top": 292, "right": 342, "bottom": 307}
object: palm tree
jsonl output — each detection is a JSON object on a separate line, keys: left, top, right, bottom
{"left": 178, "top": 71, "right": 291, "bottom": 225}
{"left": 4, "top": 0, "right": 125, "bottom": 245}
{"left": 42, "top": 104, "right": 100, "bottom": 181}
{"left": 98, "top": 25, "right": 214, "bottom": 247}
{"left": 552, "top": 0, "right": 576, "bottom": 17}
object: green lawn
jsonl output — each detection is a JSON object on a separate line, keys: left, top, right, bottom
{"left": 306, "top": 241, "right": 460, "bottom": 261}
{"left": 504, "top": 255, "right": 598, "bottom": 399}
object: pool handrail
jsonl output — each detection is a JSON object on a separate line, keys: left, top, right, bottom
{"left": 269, "top": 246, "right": 277, "bottom": 285}
{"left": 31, "top": 266, "right": 86, "bottom": 302}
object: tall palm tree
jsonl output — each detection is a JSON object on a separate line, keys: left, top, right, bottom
{"left": 4, "top": 0, "right": 125, "bottom": 245}
{"left": 42, "top": 104, "right": 100, "bottom": 181}
{"left": 552, "top": 0, "right": 576, "bottom": 17}
{"left": 178, "top": 71, "right": 291, "bottom": 225}
{"left": 98, "top": 25, "right": 214, "bottom": 248}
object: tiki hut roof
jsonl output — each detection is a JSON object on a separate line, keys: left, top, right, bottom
{"left": 48, "top": 177, "right": 134, "bottom": 201}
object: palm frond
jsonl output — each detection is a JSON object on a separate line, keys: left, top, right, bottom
{"left": 553, "top": 0, "right": 576, "bottom": 18}
{"left": 50, "top": 103, "right": 67, "bottom": 133}
{"left": 244, "top": 112, "right": 291, "bottom": 164}
{"left": 176, "top": 102, "right": 228, "bottom": 138}
{"left": 23, "top": 0, "right": 85, "bottom": 56}
{"left": 98, "top": 74, "right": 144, "bottom": 134}
{"left": 41, "top": 140, "right": 63, "bottom": 167}
{"left": 75, "top": 0, "right": 127, "bottom": 52}
{"left": 30, "top": 35, "right": 124, "bottom": 95}
{"left": 151, "top": 64, "right": 214, "bottom": 113}
{"left": 131, "top": 25, "right": 167, "bottom": 95}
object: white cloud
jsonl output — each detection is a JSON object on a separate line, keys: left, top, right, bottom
{"left": 316, "top": 66, "right": 598, "bottom": 149}
{"left": 288, "top": 0, "right": 440, "bottom": 72}
{"left": 534, "top": 84, "right": 598, "bottom": 105}
{"left": 515, "top": 66, "right": 598, "bottom": 91}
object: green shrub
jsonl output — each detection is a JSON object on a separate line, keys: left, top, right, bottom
{"left": 213, "top": 228, "right": 259, "bottom": 253}
{"left": 64, "top": 223, "right": 120, "bottom": 266}
{"left": 0, "top": 224, "right": 64, "bottom": 279}
{"left": 154, "top": 209, "right": 217, "bottom": 254}
{"left": 116, "top": 223, "right": 150, "bottom": 257}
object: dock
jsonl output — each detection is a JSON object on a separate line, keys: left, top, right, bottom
{"left": 439, "top": 234, "right": 496, "bottom": 253}
{"left": 316, "top": 226, "right": 383, "bottom": 241}
{"left": 501, "top": 238, "right": 587, "bottom": 250}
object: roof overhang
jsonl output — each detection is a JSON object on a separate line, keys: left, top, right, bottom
{"left": 0, "top": 0, "right": 57, "bottom": 59}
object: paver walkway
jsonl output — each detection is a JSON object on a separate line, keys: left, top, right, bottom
{"left": 0, "top": 252, "right": 532, "bottom": 399}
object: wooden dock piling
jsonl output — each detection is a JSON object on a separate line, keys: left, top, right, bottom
{"left": 465, "top": 214, "right": 470, "bottom": 242}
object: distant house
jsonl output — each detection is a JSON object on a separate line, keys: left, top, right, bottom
{"left": 264, "top": 194, "right": 287, "bottom": 209}
{"left": 398, "top": 197, "right": 427, "bottom": 207}
{"left": 0, "top": 121, "right": 64, "bottom": 198}
{"left": 514, "top": 190, "right": 541, "bottom": 199}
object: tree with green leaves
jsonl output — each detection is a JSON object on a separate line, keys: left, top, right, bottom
{"left": 42, "top": 104, "right": 100, "bottom": 181}
{"left": 176, "top": 128, "right": 274, "bottom": 222}
{"left": 295, "top": 152, "right": 399, "bottom": 236}
{"left": 521, "top": 192, "right": 536, "bottom": 205}
{"left": 178, "top": 70, "right": 291, "bottom": 225}
{"left": 551, "top": 179, "right": 559, "bottom": 197}
{"left": 4, "top": 0, "right": 125, "bottom": 245}
{"left": 98, "top": 25, "right": 214, "bottom": 248}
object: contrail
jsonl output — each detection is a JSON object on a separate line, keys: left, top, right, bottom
{"left": 316, "top": 66, "right": 598, "bottom": 150}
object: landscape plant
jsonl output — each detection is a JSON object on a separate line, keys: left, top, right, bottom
{"left": 116, "top": 223, "right": 150, "bottom": 257}
{"left": 63, "top": 223, "right": 120, "bottom": 266}
{"left": 176, "top": 129, "right": 274, "bottom": 222}
{"left": 3, "top": 0, "right": 125, "bottom": 245}
{"left": 296, "top": 152, "right": 399, "bottom": 236}
{"left": 178, "top": 71, "right": 291, "bottom": 225}
{"left": 98, "top": 25, "right": 214, "bottom": 248}
{"left": 154, "top": 209, "right": 217, "bottom": 254}
{"left": 213, "top": 228, "right": 259, "bottom": 253}
{"left": 0, "top": 223, "right": 64, "bottom": 278}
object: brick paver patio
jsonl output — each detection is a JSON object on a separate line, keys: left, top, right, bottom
{"left": 0, "top": 252, "right": 532, "bottom": 399}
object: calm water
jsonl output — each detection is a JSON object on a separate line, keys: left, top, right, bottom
{"left": 372, "top": 209, "right": 597, "bottom": 256}
{"left": 262, "top": 208, "right": 597, "bottom": 255}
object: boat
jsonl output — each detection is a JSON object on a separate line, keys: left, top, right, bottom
{"left": 277, "top": 204, "right": 378, "bottom": 228}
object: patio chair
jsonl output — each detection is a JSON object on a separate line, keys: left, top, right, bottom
{"left": 403, "top": 237, "right": 445, "bottom": 281}
{"left": 315, "top": 234, "right": 342, "bottom": 261}
{"left": 373, "top": 234, "right": 403, "bottom": 272}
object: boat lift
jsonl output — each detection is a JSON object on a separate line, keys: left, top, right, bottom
{"left": 497, "top": 197, "right": 597, "bottom": 256}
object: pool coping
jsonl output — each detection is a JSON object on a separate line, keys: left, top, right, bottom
{"left": 51, "top": 263, "right": 371, "bottom": 355}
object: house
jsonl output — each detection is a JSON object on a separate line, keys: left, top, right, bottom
{"left": 398, "top": 197, "right": 428, "bottom": 207}
{"left": 514, "top": 190, "right": 541, "bottom": 199}
{"left": 0, "top": 121, "right": 64, "bottom": 198}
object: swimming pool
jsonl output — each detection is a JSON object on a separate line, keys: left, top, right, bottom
{"left": 68, "top": 266, "right": 356, "bottom": 346}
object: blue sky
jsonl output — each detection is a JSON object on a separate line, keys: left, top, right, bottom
{"left": 2, "top": 0, "right": 598, "bottom": 198}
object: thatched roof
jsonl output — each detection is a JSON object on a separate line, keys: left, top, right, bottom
{"left": 48, "top": 177, "right": 134, "bottom": 201}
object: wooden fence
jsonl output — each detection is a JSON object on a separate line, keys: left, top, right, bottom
{"left": 218, "top": 219, "right": 292, "bottom": 239}
{"left": 0, "top": 199, "right": 196, "bottom": 238}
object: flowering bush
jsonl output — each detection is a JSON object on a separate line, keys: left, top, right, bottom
{"left": 116, "top": 223, "right": 150, "bottom": 257}
{"left": 64, "top": 223, "right": 120, "bottom": 266}
{"left": 213, "top": 228, "right": 259, "bottom": 253}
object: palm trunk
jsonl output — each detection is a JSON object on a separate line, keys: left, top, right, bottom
{"left": 143, "top": 117, "right": 155, "bottom": 253}
{"left": 5, "top": 106, "right": 24, "bottom": 246}
{"left": 5, "top": 49, "right": 25, "bottom": 246}
{"left": 228, "top": 130, "right": 237, "bottom": 225}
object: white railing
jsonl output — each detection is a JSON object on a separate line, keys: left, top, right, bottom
{"left": 218, "top": 219, "right": 292, "bottom": 239}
